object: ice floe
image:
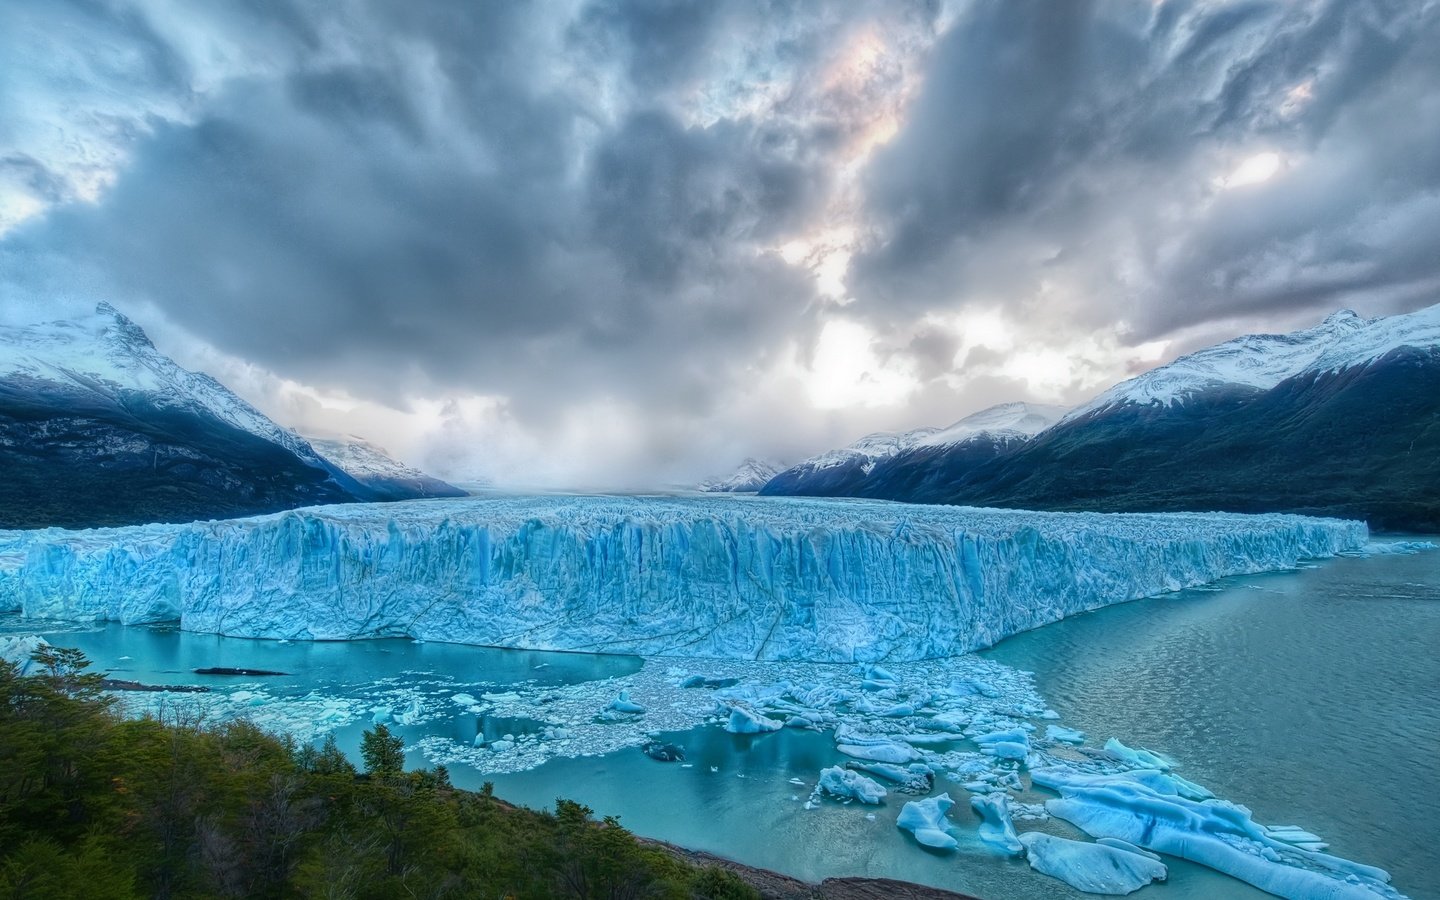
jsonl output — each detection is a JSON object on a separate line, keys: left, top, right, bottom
{"left": 1031, "top": 766, "right": 1403, "bottom": 899}
{"left": 970, "top": 793, "right": 1023, "bottom": 856}
{"left": 816, "top": 766, "right": 887, "bottom": 805}
{"left": 1018, "top": 831, "right": 1167, "bottom": 895}
{"left": 897, "top": 793, "right": 960, "bottom": 850}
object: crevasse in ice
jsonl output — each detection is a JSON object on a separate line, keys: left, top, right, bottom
{"left": 0, "top": 495, "right": 1365, "bottom": 661}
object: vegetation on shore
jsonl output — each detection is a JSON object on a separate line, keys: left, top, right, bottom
{"left": 0, "top": 647, "right": 757, "bottom": 899}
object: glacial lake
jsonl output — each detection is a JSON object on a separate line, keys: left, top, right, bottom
{"left": 5, "top": 543, "right": 1436, "bottom": 899}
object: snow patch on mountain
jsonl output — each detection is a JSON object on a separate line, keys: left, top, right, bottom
{"left": 308, "top": 434, "right": 464, "bottom": 498}
{"left": 795, "top": 427, "right": 943, "bottom": 475}
{"left": 697, "top": 458, "right": 785, "bottom": 492}
{"left": 1070, "top": 304, "right": 1440, "bottom": 419}
{"left": 913, "top": 402, "right": 1069, "bottom": 449}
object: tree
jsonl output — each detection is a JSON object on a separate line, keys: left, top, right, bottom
{"left": 359, "top": 725, "right": 405, "bottom": 780}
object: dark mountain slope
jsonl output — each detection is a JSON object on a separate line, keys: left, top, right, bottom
{"left": 0, "top": 377, "right": 357, "bottom": 529}
{"left": 936, "top": 347, "right": 1440, "bottom": 531}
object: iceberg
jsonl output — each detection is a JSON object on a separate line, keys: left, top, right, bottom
{"left": 0, "top": 634, "right": 48, "bottom": 676}
{"left": 1032, "top": 767, "right": 1401, "bottom": 899}
{"left": 0, "top": 495, "right": 1365, "bottom": 662}
{"left": 724, "top": 705, "right": 782, "bottom": 734}
{"left": 816, "top": 766, "right": 887, "bottom": 804}
{"left": 1104, "top": 737, "right": 1173, "bottom": 771}
{"left": 969, "top": 794, "right": 1023, "bottom": 856}
{"left": 1018, "top": 832, "right": 1167, "bottom": 895}
{"left": 896, "top": 793, "right": 960, "bottom": 850}
{"left": 607, "top": 691, "right": 646, "bottom": 714}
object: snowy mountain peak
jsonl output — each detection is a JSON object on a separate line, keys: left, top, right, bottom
{"left": 804, "top": 426, "right": 943, "bottom": 474}
{"left": 0, "top": 302, "right": 336, "bottom": 474}
{"left": 915, "top": 402, "right": 1069, "bottom": 449}
{"left": 1069, "top": 302, "right": 1440, "bottom": 420}
{"left": 697, "top": 457, "right": 785, "bottom": 492}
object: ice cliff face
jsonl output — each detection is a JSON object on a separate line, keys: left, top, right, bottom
{"left": 0, "top": 496, "right": 1365, "bottom": 662}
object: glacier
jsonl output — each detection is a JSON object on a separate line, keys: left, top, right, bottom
{"left": 0, "top": 495, "right": 1365, "bottom": 661}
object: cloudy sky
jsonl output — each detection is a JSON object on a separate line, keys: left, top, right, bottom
{"left": 2, "top": 0, "right": 1437, "bottom": 487}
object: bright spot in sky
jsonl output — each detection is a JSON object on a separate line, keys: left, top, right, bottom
{"left": 1220, "top": 152, "right": 1282, "bottom": 189}
{"left": 779, "top": 240, "right": 809, "bottom": 265}
{"left": 803, "top": 319, "right": 918, "bottom": 409}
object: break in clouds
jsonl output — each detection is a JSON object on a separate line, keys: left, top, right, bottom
{"left": 1, "top": 0, "right": 1437, "bottom": 486}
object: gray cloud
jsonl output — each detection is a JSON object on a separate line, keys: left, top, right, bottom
{"left": 853, "top": 0, "right": 1440, "bottom": 336}
{"left": 1, "top": 0, "right": 1436, "bottom": 484}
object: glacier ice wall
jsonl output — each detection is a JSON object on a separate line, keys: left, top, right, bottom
{"left": 0, "top": 496, "right": 1366, "bottom": 661}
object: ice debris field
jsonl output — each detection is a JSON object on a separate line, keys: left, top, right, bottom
{"left": 0, "top": 495, "right": 1367, "bottom": 661}
{"left": 1, "top": 629, "right": 1409, "bottom": 899}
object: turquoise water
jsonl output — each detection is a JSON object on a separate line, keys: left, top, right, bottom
{"left": 8, "top": 546, "right": 1436, "bottom": 899}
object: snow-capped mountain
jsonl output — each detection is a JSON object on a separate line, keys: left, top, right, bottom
{"left": 1070, "top": 305, "right": 1440, "bottom": 419}
{"left": 696, "top": 457, "right": 785, "bottom": 492}
{"left": 759, "top": 426, "right": 938, "bottom": 497}
{"left": 307, "top": 435, "right": 466, "bottom": 501}
{"left": 761, "top": 403, "right": 1064, "bottom": 497}
{"left": 765, "top": 304, "right": 1440, "bottom": 531}
{"left": 0, "top": 303, "right": 435, "bottom": 528}
{"left": 913, "top": 401, "right": 1068, "bottom": 448}
{"left": 2, "top": 303, "right": 339, "bottom": 473}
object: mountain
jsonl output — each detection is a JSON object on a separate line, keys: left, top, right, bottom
{"left": 759, "top": 425, "right": 943, "bottom": 496}
{"left": 766, "top": 305, "right": 1440, "bottom": 532}
{"left": 307, "top": 434, "right": 466, "bottom": 501}
{"left": 697, "top": 457, "right": 785, "bottom": 492}
{"left": 760, "top": 403, "right": 1065, "bottom": 497}
{"left": 2, "top": 303, "right": 376, "bottom": 529}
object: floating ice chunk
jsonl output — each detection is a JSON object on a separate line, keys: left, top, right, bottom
{"left": 948, "top": 679, "right": 999, "bottom": 698}
{"left": 370, "top": 706, "right": 392, "bottom": 725}
{"left": 1032, "top": 767, "right": 1398, "bottom": 900}
{"left": 608, "top": 691, "right": 646, "bottom": 714}
{"left": 1104, "top": 738, "right": 1173, "bottom": 771}
{"left": 1046, "top": 725, "right": 1086, "bottom": 744}
{"left": 817, "top": 766, "right": 887, "bottom": 805}
{"left": 847, "top": 762, "right": 933, "bottom": 793}
{"left": 866, "top": 665, "right": 898, "bottom": 684}
{"left": 724, "top": 705, "right": 782, "bottom": 734}
{"left": 680, "top": 675, "right": 740, "bottom": 689}
{"left": 1265, "top": 825, "right": 1329, "bottom": 852}
{"left": 488, "top": 739, "right": 514, "bottom": 752}
{"left": 970, "top": 794, "right": 1023, "bottom": 856}
{"left": 1018, "top": 832, "right": 1167, "bottom": 895}
{"left": 857, "top": 698, "right": 915, "bottom": 717}
{"left": 837, "top": 741, "right": 919, "bottom": 764}
{"left": 974, "top": 727, "right": 1031, "bottom": 761}
{"left": 451, "top": 693, "right": 478, "bottom": 706}
{"left": 393, "top": 699, "right": 424, "bottom": 725}
{"left": 896, "top": 793, "right": 960, "bottom": 850}
{"left": 0, "top": 635, "right": 48, "bottom": 676}
{"left": 895, "top": 731, "right": 965, "bottom": 746}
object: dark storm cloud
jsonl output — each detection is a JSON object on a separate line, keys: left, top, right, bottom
{"left": 852, "top": 0, "right": 1440, "bottom": 336}
{"left": 0, "top": 0, "right": 829, "bottom": 420}
{"left": 2, "top": 0, "right": 1437, "bottom": 482}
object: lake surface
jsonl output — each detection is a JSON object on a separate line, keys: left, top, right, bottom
{"left": 6, "top": 544, "right": 1435, "bottom": 899}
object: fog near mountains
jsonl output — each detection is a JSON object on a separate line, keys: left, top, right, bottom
{"left": 1, "top": 0, "right": 1437, "bottom": 487}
